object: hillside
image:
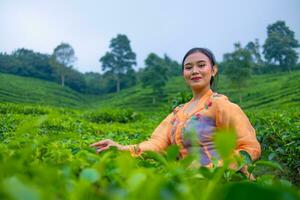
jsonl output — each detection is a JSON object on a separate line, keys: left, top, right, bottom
{"left": 216, "top": 71, "right": 300, "bottom": 110}
{"left": 0, "top": 73, "right": 88, "bottom": 108}
{"left": 90, "top": 70, "right": 300, "bottom": 111}
{"left": 1, "top": 71, "right": 299, "bottom": 111}
{"left": 0, "top": 72, "right": 299, "bottom": 191}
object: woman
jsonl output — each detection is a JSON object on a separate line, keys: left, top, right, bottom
{"left": 90, "top": 48, "right": 261, "bottom": 169}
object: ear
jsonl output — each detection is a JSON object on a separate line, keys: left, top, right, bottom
{"left": 212, "top": 65, "right": 218, "bottom": 76}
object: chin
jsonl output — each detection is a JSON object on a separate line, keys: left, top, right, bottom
{"left": 190, "top": 84, "right": 205, "bottom": 90}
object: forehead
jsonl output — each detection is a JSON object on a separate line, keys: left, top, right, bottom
{"left": 184, "top": 52, "right": 210, "bottom": 64}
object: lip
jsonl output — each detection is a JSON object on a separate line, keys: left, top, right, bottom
{"left": 191, "top": 77, "right": 202, "bottom": 81}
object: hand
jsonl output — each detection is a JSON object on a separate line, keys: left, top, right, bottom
{"left": 90, "top": 139, "right": 127, "bottom": 153}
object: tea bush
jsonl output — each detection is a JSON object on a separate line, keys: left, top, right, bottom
{"left": 0, "top": 103, "right": 299, "bottom": 200}
{"left": 83, "top": 108, "right": 140, "bottom": 123}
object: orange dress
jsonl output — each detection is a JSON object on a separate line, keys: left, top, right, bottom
{"left": 129, "top": 89, "right": 261, "bottom": 167}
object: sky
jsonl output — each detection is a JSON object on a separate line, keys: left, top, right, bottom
{"left": 0, "top": 0, "right": 300, "bottom": 73}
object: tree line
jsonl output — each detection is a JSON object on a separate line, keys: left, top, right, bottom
{"left": 0, "top": 35, "right": 181, "bottom": 96}
{"left": 221, "top": 21, "right": 299, "bottom": 103}
{"left": 0, "top": 20, "right": 299, "bottom": 99}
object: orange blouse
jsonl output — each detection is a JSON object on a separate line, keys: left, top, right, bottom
{"left": 129, "top": 89, "right": 261, "bottom": 167}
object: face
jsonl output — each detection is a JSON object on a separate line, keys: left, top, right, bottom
{"left": 183, "top": 52, "right": 216, "bottom": 91}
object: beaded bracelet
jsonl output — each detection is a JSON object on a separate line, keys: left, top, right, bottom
{"left": 133, "top": 144, "right": 141, "bottom": 155}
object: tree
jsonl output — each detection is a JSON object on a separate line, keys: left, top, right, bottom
{"left": 9, "top": 48, "right": 53, "bottom": 79}
{"left": 246, "top": 39, "right": 264, "bottom": 74}
{"left": 222, "top": 43, "right": 252, "bottom": 103}
{"left": 163, "top": 54, "right": 181, "bottom": 76}
{"left": 0, "top": 52, "right": 22, "bottom": 75}
{"left": 99, "top": 34, "right": 136, "bottom": 93}
{"left": 141, "top": 53, "right": 168, "bottom": 104}
{"left": 84, "top": 72, "right": 103, "bottom": 94}
{"left": 120, "top": 68, "right": 137, "bottom": 89}
{"left": 263, "top": 21, "right": 299, "bottom": 72}
{"left": 52, "top": 43, "right": 76, "bottom": 87}
{"left": 63, "top": 67, "right": 86, "bottom": 92}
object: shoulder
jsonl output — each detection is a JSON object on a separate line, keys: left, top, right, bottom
{"left": 172, "top": 103, "right": 186, "bottom": 115}
{"left": 210, "top": 92, "right": 229, "bottom": 106}
{"left": 211, "top": 93, "right": 249, "bottom": 123}
{"left": 210, "top": 93, "right": 247, "bottom": 126}
{"left": 210, "top": 92, "right": 240, "bottom": 111}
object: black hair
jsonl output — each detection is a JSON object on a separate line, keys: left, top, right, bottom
{"left": 181, "top": 47, "right": 216, "bottom": 86}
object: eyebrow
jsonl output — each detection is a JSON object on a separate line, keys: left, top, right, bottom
{"left": 184, "top": 60, "right": 206, "bottom": 66}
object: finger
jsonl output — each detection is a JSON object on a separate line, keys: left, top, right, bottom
{"left": 90, "top": 141, "right": 104, "bottom": 147}
{"left": 90, "top": 139, "right": 110, "bottom": 147}
{"left": 96, "top": 145, "right": 110, "bottom": 153}
{"left": 91, "top": 143, "right": 108, "bottom": 148}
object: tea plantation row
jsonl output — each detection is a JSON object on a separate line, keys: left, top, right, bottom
{"left": 0, "top": 103, "right": 299, "bottom": 199}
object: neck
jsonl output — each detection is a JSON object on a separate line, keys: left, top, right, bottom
{"left": 192, "top": 86, "right": 211, "bottom": 100}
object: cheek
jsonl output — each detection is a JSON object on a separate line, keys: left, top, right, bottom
{"left": 202, "top": 66, "right": 213, "bottom": 76}
{"left": 183, "top": 70, "right": 190, "bottom": 80}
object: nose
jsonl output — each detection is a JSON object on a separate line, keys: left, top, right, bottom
{"left": 191, "top": 66, "right": 200, "bottom": 74}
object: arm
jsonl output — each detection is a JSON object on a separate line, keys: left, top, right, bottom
{"left": 91, "top": 113, "right": 173, "bottom": 156}
{"left": 215, "top": 99, "right": 261, "bottom": 161}
{"left": 127, "top": 113, "right": 173, "bottom": 156}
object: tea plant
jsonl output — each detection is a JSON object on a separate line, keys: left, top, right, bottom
{"left": 0, "top": 103, "right": 299, "bottom": 200}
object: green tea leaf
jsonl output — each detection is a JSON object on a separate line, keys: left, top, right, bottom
{"left": 255, "top": 160, "right": 283, "bottom": 171}
{"left": 3, "top": 176, "right": 40, "bottom": 200}
{"left": 166, "top": 145, "right": 180, "bottom": 161}
{"left": 127, "top": 172, "right": 147, "bottom": 191}
{"left": 214, "top": 130, "right": 237, "bottom": 159}
{"left": 79, "top": 168, "right": 100, "bottom": 183}
{"left": 142, "top": 151, "right": 168, "bottom": 166}
{"left": 239, "top": 150, "right": 252, "bottom": 164}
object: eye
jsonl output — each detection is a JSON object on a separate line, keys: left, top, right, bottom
{"left": 198, "top": 64, "right": 206, "bottom": 68}
{"left": 184, "top": 65, "right": 192, "bottom": 70}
